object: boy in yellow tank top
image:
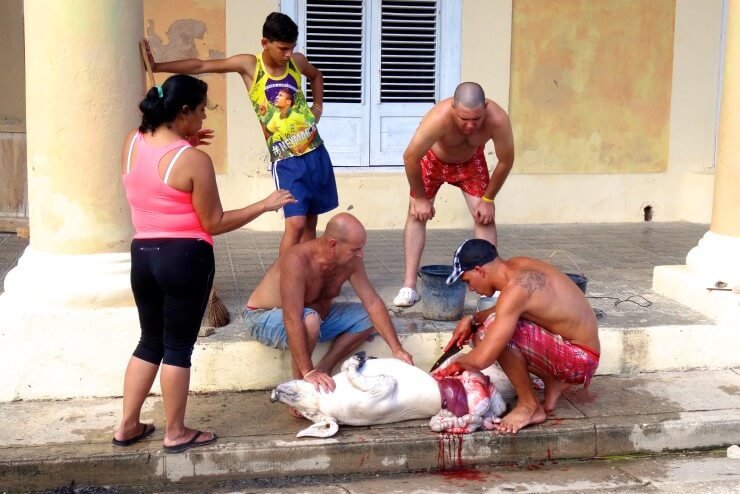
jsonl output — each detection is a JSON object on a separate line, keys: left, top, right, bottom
{"left": 147, "top": 12, "right": 338, "bottom": 255}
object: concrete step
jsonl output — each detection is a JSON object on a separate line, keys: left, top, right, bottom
{"left": 1, "top": 297, "right": 739, "bottom": 401}
{"left": 1, "top": 368, "right": 738, "bottom": 492}
{"left": 189, "top": 315, "right": 740, "bottom": 394}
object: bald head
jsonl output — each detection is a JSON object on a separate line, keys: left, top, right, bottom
{"left": 324, "top": 213, "right": 366, "bottom": 244}
{"left": 453, "top": 82, "right": 486, "bottom": 109}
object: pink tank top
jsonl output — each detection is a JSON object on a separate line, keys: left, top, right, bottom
{"left": 123, "top": 132, "right": 213, "bottom": 245}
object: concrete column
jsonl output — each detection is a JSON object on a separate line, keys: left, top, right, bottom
{"left": 0, "top": 1, "right": 145, "bottom": 401}
{"left": 653, "top": 1, "right": 740, "bottom": 323}
{"left": 711, "top": 0, "right": 740, "bottom": 239}
{"left": 684, "top": 0, "right": 740, "bottom": 287}
{"left": 3, "top": 0, "right": 144, "bottom": 308}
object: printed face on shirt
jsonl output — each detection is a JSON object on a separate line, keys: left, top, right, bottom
{"left": 274, "top": 89, "right": 295, "bottom": 109}
{"left": 264, "top": 77, "right": 298, "bottom": 111}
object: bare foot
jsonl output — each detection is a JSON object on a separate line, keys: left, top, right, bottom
{"left": 542, "top": 379, "right": 573, "bottom": 413}
{"left": 494, "top": 402, "right": 546, "bottom": 433}
{"left": 288, "top": 407, "right": 305, "bottom": 419}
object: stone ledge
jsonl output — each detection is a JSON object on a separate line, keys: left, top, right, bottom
{"left": 1, "top": 297, "right": 738, "bottom": 400}
{"left": 653, "top": 264, "right": 740, "bottom": 325}
{"left": 1, "top": 410, "right": 737, "bottom": 492}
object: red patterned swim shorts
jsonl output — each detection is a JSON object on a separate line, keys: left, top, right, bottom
{"left": 485, "top": 317, "right": 600, "bottom": 388}
{"left": 419, "top": 147, "right": 489, "bottom": 199}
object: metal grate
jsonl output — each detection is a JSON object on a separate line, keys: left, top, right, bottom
{"left": 381, "top": 0, "right": 437, "bottom": 102}
{"left": 305, "top": 0, "right": 364, "bottom": 103}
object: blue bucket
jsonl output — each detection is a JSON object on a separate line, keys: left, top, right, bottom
{"left": 566, "top": 273, "right": 588, "bottom": 293}
{"left": 418, "top": 265, "right": 466, "bottom": 320}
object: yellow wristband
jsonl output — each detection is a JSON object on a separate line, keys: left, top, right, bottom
{"left": 303, "top": 369, "right": 317, "bottom": 379}
{"left": 481, "top": 195, "right": 495, "bottom": 203}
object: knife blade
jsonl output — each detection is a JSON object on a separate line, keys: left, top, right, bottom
{"left": 429, "top": 344, "right": 463, "bottom": 372}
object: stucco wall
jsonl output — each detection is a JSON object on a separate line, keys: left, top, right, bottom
{"left": 0, "top": 0, "right": 25, "bottom": 123}
{"left": 215, "top": 0, "right": 720, "bottom": 229}
{"left": 471, "top": 0, "right": 719, "bottom": 225}
{"left": 511, "top": 0, "right": 675, "bottom": 174}
{"left": 144, "top": 0, "right": 228, "bottom": 173}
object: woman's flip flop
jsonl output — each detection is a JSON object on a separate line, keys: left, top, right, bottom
{"left": 111, "top": 423, "right": 156, "bottom": 447}
{"left": 163, "top": 430, "right": 218, "bottom": 454}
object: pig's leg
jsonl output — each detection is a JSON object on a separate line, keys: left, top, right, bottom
{"left": 430, "top": 410, "right": 484, "bottom": 433}
{"left": 342, "top": 352, "right": 396, "bottom": 398}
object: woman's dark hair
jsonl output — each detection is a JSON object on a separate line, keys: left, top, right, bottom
{"left": 262, "top": 12, "right": 298, "bottom": 43}
{"left": 139, "top": 74, "right": 208, "bottom": 133}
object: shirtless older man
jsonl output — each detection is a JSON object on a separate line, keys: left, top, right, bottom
{"left": 245, "top": 213, "right": 413, "bottom": 396}
{"left": 433, "top": 239, "right": 600, "bottom": 433}
{"left": 393, "top": 82, "right": 514, "bottom": 307}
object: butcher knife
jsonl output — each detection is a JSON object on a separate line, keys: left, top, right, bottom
{"left": 429, "top": 344, "right": 463, "bottom": 372}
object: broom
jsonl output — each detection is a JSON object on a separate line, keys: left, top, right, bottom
{"left": 139, "top": 40, "right": 230, "bottom": 330}
{"left": 207, "top": 286, "right": 231, "bottom": 327}
{"left": 138, "top": 40, "right": 156, "bottom": 88}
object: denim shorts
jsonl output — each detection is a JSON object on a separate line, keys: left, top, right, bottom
{"left": 242, "top": 302, "right": 372, "bottom": 350}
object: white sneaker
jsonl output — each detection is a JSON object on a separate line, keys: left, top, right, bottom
{"left": 393, "top": 287, "right": 420, "bottom": 307}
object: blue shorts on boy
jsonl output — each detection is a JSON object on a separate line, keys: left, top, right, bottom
{"left": 243, "top": 302, "right": 371, "bottom": 350}
{"left": 272, "top": 144, "right": 338, "bottom": 218}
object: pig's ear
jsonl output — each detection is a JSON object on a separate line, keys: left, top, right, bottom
{"left": 296, "top": 418, "right": 339, "bottom": 438}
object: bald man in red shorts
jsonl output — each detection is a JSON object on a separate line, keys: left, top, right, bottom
{"left": 393, "top": 82, "right": 515, "bottom": 308}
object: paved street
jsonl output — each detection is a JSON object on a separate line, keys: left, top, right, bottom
{"left": 165, "top": 452, "right": 740, "bottom": 493}
{"left": 41, "top": 452, "right": 740, "bottom": 493}
{"left": 3, "top": 221, "right": 738, "bottom": 493}
{"left": 1, "top": 367, "right": 738, "bottom": 492}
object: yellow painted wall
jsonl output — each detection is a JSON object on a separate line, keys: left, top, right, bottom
{"left": 511, "top": 0, "right": 675, "bottom": 174}
{"left": 0, "top": 0, "right": 25, "bottom": 123}
{"left": 143, "top": 0, "right": 721, "bottom": 228}
{"left": 143, "top": 0, "right": 228, "bottom": 173}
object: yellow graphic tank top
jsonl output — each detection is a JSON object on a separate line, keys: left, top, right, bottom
{"left": 248, "top": 54, "right": 323, "bottom": 162}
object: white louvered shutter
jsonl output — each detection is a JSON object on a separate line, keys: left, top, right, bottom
{"left": 294, "top": 0, "right": 459, "bottom": 167}
{"left": 380, "top": 1, "right": 438, "bottom": 103}
{"left": 305, "top": 1, "right": 364, "bottom": 103}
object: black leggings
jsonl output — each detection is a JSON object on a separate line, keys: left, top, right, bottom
{"left": 130, "top": 238, "right": 215, "bottom": 368}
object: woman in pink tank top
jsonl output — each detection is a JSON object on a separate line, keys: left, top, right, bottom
{"left": 113, "top": 75, "right": 295, "bottom": 453}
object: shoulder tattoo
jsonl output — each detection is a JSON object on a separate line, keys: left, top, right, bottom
{"left": 516, "top": 270, "right": 546, "bottom": 295}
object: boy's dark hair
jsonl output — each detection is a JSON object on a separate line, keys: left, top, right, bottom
{"left": 263, "top": 12, "right": 298, "bottom": 43}
{"left": 139, "top": 74, "right": 208, "bottom": 133}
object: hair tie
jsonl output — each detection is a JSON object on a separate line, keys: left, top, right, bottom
{"left": 155, "top": 85, "right": 163, "bottom": 99}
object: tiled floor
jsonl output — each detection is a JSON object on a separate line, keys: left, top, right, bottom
{"left": 210, "top": 221, "right": 711, "bottom": 330}
{"left": 1, "top": 222, "right": 712, "bottom": 331}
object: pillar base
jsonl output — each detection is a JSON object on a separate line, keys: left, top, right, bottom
{"left": 0, "top": 300, "right": 140, "bottom": 401}
{"left": 653, "top": 264, "right": 740, "bottom": 325}
{"left": 685, "top": 230, "right": 740, "bottom": 287}
{"left": 653, "top": 230, "right": 740, "bottom": 323}
{"left": 3, "top": 246, "right": 133, "bottom": 309}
